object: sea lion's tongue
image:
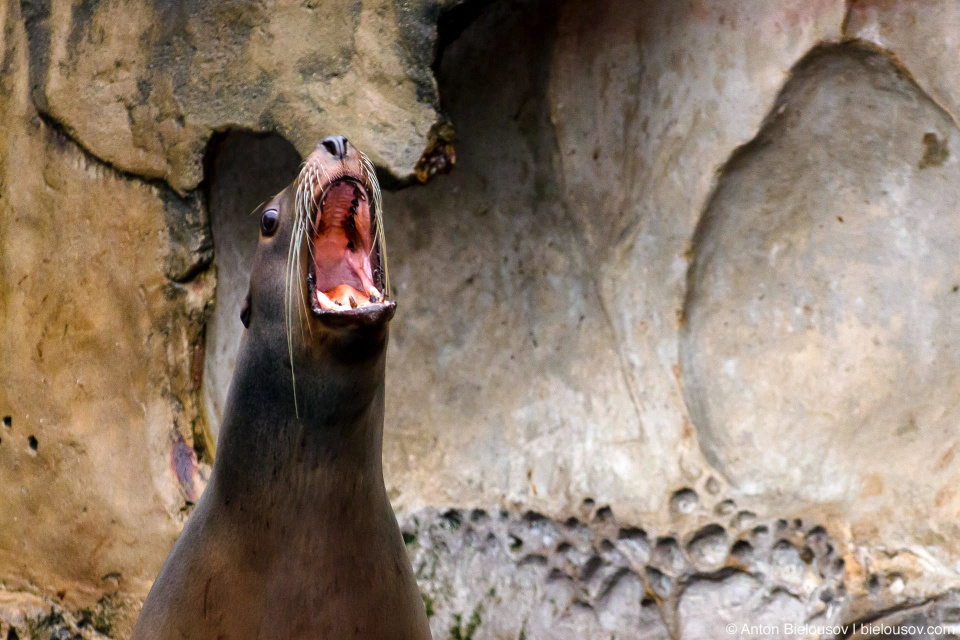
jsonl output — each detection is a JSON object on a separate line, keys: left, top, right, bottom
{"left": 311, "top": 181, "right": 380, "bottom": 309}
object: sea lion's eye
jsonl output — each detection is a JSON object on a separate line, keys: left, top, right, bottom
{"left": 261, "top": 209, "right": 279, "bottom": 236}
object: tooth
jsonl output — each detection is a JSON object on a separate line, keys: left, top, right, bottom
{"left": 369, "top": 293, "right": 380, "bottom": 303}
{"left": 349, "top": 296, "right": 358, "bottom": 308}
{"left": 315, "top": 289, "right": 338, "bottom": 310}
{"left": 357, "top": 268, "right": 380, "bottom": 299}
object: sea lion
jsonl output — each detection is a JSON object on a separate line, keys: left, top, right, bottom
{"left": 132, "top": 136, "right": 431, "bottom": 640}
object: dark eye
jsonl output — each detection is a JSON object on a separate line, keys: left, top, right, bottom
{"left": 261, "top": 208, "right": 279, "bottom": 236}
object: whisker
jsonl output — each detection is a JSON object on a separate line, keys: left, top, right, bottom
{"left": 360, "top": 151, "right": 389, "bottom": 297}
{"left": 284, "top": 167, "right": 320, "bottom": 418}
{"left": 249, "top": 199, "right": 268, "bottom": 217}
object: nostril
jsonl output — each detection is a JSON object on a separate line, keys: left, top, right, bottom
{"left": 319, "top": 135, "right": 349, "bottom": 159}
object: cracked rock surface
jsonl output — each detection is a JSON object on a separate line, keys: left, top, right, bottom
{"left": 19, "top": 0, "right": 453, "bottom": 192}
{"left": 5, "top": 0, "right": 960, "bottom": 638}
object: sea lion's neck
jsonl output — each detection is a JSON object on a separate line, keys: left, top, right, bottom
{"left": 211, "top": 323, "right": 390, "bottom": 511}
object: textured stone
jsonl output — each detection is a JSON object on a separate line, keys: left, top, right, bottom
{"left": 373, "top": 0, "right": 849, "bottom": 524}
{"left": 402, "top": 500, "right": 857, "bottom": 640}
{"left": 678, "top": 572, "right": 807, "bottom": 640}
{"left": 547, "top": 0, "right": 847, "bottom": 519}
{"left": 22, "top": 0, "right": 452, "bottom": 192}
{"left": 1, "top": 1, "right": 210, "bottom": 634}
{"left": 381, "top": 0, "right": 642, "bottom": 516}
{"left": 847, "top": 0, "right": 960, "bottom": 125}
{"left": 402, "top": 506, "right": 674, "bottom": 640}
{"left": 680, "top": 43, "right": 960, "bottom": 552}
{"left": 0, "top": 587, "right": 113, "bottom": 639}
{"left": 846, "top": 590, "right": 960, "bottom": 639}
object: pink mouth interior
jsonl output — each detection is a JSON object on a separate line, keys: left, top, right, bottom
{"left": 310, "top": 180, "right": 382, "bottom": 310}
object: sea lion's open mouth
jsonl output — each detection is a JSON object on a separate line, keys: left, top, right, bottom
{"left": 294, "top": 137, "right": 391, "bottom": 325}
{"left": 307, "top": 176, "right": 385, "bottom": 314}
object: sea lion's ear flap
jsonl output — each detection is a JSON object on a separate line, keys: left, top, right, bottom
{"left": 240, "top": 291, "right": 252, "bottom": 328}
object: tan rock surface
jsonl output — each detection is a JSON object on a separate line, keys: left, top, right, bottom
{"left": 24, "top": 0, "right": 450, "bottom": 192}
{"left": 680, "top": 43, "right": 960, "bottom": 555}
{"left": 846, "top": 0, "right": 960, "bottom": 124}
{"left": 2, "top": 1, "right": 211, "bottom": 635}
{"left": 545, "top": 0, "right": 847, "bottom": 519}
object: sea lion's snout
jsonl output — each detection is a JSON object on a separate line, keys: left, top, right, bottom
{"left": 318, "top": 135, "right": 349, "bottom": 160}
{"left": 292, "top": 136, "right": 391, "bottom": 327}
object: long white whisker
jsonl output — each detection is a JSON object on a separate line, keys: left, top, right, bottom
{"left": 360, "top": 152, "right": 389, "bottom": 297}
{"left": 285, "top": 168, "right": 317, "bottom": 419}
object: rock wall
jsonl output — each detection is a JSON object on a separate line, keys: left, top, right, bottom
{"left": 3, "top": 0, "right": 960, "bottom": 638}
